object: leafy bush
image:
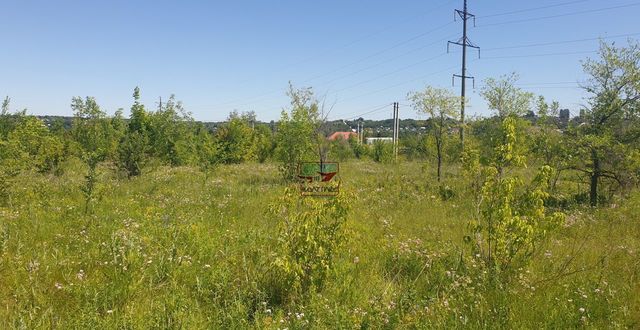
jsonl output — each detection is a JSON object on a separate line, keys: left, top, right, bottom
{"left": 117, "top": 131, "right": 148, "bottom": 178}
{"left": 372, "top": 141, "right": 393, "bottom": 163}
{"left": 266, "top": 188, "right": 350, "bottom": 304}
{"left": 466, "top": 117, "right": 565, "bottom": 281}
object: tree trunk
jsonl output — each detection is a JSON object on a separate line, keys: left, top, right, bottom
{"left": 590, "top": 149, "right": 600, "bottom": 207}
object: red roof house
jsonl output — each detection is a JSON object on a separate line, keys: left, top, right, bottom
{"left": 328, "top": 132, "right": 358, "bottom": 141}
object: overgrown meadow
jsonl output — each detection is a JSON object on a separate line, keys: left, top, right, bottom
{"left": 1, "top": 41, "right": 640, "bottom": 329}
{"left": 1, "top": 159, "right": 639, "bottom": 328}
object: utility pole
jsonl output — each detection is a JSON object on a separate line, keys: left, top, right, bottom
{"left": 158, "top": 96, "right": 163, "bottom": 111}
{"left": 448, "top": 0, "right": 480, "bottom": 148}
{"left": 393, "top": 102, "right": 399, "bottom": 161}
{"left": 396, "top": 103, "right": 400, "bottom": 161}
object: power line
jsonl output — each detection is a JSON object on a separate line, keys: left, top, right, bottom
{"left": 478, "top": 0, "right": 594, "bottom": 18}
{"left": 313, "top": 34, "right": 458, "bottom": 91}
{"left": 478, "top": 2, "right": 640, "bottom": 28}
{"left": 328, "top": 53, "right": 448, "bottom": 94}
{"left": 484, "top": 32, "right": 640, "bottom": 51}
{"left": 340, "top": 103, "right": 392, "bottom": 120}
{"left": 215, "top": 0, "right": 457, "bottom": 91}
{"left": 339, "top": 64, "right": 461, "bottom": 104}
{"left": 209, "top": 21, "right": 456, "bottom": 109}
{"left": 482, "top": 50, "right": 598, "bottom": 59}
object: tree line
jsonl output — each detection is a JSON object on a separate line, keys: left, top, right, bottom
{"left": 1, "top": 40, "right": 638, "bottom": 208}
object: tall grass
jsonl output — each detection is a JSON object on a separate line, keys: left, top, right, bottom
{"left": 0, "top": 159, "right": 638, "bottom": 328}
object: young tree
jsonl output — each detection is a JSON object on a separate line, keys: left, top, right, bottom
{"left": 71, "top": 96, "right": 118, "bottom": 161}
{"left": 408, "top": 87, "right": 459, "bottom": 182}
{"left": 146, "top": 94, "right": 196, "bottom": 165}
{"left": 480, "top": 73, "right": 534, "bottom": 118}
{"left": 70, "top": 96, "right": 116, "bottom": 213}
{"left": 216, "top": 111, "right": 257, "bottom": 164}
{"left": 467, "top": 117, "right": 564, "bottom": 281}
{"left": 254, "top": 124, "right": 275, "bottom": 163}
{"left": 194, "top": 125, "right": 219, "bottom": 185}
{"left": 477, "top": 74, "right": 533, "bottom": 166}
{"left": 531, "top": 96, "right": 566, "bottom": 191}
{"left": 275, "top": 84, "right": 321, "bottom": 181}
{"left": 570, "top": 40, "right": 640, "bottom": 206}
{"left": 116, "top": 89, "right": 151, "bottom": 178}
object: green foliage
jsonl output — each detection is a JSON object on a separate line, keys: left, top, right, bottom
{"left": 117, "top": 131, "right": 148, "bottom": 178}
{"left": 81, "top": 157, "right": 100, "bottom": 214}
{"left": 408, "top": 86, "right": 460, "bottom": 182}
{"left": 568, "top": 40, "right": 640, "bottom": 206}
{"left": 480, "top": 72, "right": 534, "bottom": 118}
{"left": 371, "top": 140, "right": 393, "bottom": 163}
{"left": 267, "top": 188, "right": 350, "bottom": 304}
{"left": 146, "top": 95, "right": 198, "bottom": 166}
{"left": 329, "top": 137, "right": 354, "bottom": 162}
{"left": 1, "top": 116, "right": 65, "bottom": 174}
{"left": 467, "top": 118, "right": 565, "bottom": 280}
{"left": 402, "top": 134, "right": 429, "bottom": 161}
{"left": 194, "top": 126, "right": 219, "bottom": 180}
{"left": 70, "top": 96, "right": 119, "bottom": 162}
{"left": 275, "top": 85, "right": 321, "bottom": 180}
{"left": 216, "top": 111, "right": 257, "bottom": 164}
{"left": 0, "top": 96, "right": 22, "bottom": 139}
{"left": 254, "top": 124, "right": 275, "bottom": 163}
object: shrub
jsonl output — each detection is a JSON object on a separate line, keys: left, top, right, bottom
{"left": 266, "top": 188, "right": 350, "bottom": 304}
{"left": 372, "top": 141, "right": 393, "bottom": 163}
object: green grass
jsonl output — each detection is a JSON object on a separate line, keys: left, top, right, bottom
{"left": 0, "top": 159, "right": 638, "bottom": 328}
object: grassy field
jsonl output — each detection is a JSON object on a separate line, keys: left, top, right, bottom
{"left": 1, "top": 160, "right": 639, "bottom": 328}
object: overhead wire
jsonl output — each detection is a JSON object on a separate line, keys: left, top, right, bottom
{"left": 477, "top": 2, "right": 640, "bottom": 28}
{"left": 202, "top": 2, "right": 639, "bottom": 120}
{"left": 208, "top": 3, "right": 456, "bottom": 109}
{"left": 478, "top": 0, "right": 594, "bottom": 18}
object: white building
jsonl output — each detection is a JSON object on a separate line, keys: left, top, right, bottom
{"left": 365, "top": 137, "right": 393, "bottom": 145}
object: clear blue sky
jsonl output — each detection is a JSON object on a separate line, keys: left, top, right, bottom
{"left": 1, "top": 0, "right": 639, "bottom": 122}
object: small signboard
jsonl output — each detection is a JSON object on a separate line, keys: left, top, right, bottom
{"left": 297, "top": 162, "right": 340, "bottom": 197}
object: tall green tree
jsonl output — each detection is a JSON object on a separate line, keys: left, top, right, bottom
{"left": 408, "top": 87, "right": 459, "bottom": 182}
{"left": 570, "top": 40, "right": 640, "bottom": 206}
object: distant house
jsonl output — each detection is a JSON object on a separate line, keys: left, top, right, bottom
{"left": 328, "top": 132, "right": 357, "bottom": 141}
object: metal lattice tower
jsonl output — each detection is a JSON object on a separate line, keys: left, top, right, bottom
{"left": 448, "top": 0, "right": 480, "bottom": 147}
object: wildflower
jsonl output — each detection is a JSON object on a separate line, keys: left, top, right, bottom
{"left": 106, "top": 310, "right": 113, "bottom": 314}
{"left": 579, "top": 307, "right": 585, "bottom": 313}
{"left": 55, "top": 282, "right": 63, "bottom": 290}
{"left": 76, "top": 269, "right": 85, "bottom": 281}
{"left": 353, "top": 256, "right": 360, "bottom": 264}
